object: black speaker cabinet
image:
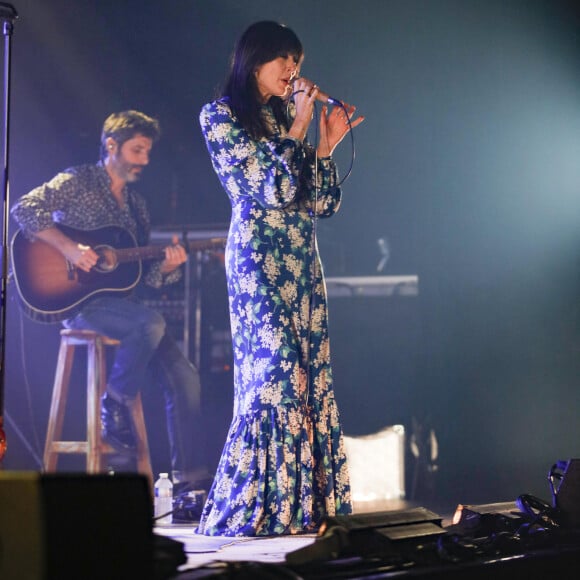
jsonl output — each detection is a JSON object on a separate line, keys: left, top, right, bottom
{"left": 0, "top": 472, "right": 153, "bottom": 580}
{"left": 554, "top": 458, "right": 580, "bottom": 527}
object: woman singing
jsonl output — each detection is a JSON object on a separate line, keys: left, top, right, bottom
{"left": 197, "top": 20, "right": 364, "bottom": 536}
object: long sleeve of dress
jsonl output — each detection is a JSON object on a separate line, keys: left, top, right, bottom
{"left": 199, "top": 99, "right": 342, "bottom": 217}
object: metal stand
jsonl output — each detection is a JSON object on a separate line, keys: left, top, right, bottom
{"left": 150, "top": 225, "right": 227, "bottom": 366}
{"left": 0, "top": 2, "right": 18, "bottom": 464}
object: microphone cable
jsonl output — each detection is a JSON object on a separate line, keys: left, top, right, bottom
{"left": 329, "top": 99, "right": 356, "bottom": 188}
{"left": 282, "top": 98, "right": 318, "bottom": 422}
{"left": 287, "top": 101, "right": 335, "bottom": 421}
{"left": 282, "top": 95, "right": 353, "bottom": 526}
{"left": 284, "top": 93, "right": 357, "bottom": 414}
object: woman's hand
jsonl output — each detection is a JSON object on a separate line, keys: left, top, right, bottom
{"left": 287, "top": 77, "right": 319, "bottom": 141}
{"left": 287, "top": 76, "right": 364, "bottom": 154}
{"left": 317, "top": 102, "right": 365, "bottom": 158}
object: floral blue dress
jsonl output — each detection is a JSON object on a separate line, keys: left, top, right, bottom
{"left": 196, "top": 98, "right": 351, "bottom": 536}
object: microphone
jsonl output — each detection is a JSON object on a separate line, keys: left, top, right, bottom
{"left": 314, "top": 89, "right": 341, "bottom": 106}
{"left": 292, "top": 78, "right": 341, "bottom": 106}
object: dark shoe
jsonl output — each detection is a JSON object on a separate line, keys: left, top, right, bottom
{"left": 101, "top": 392, "right": 136, "bottom": 454}
{"left": 172, "top": 490, "right": 207, "bottom": 523}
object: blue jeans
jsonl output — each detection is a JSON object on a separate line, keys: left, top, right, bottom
{"left": 64, "top": 296, "right": 206, "bottom": 480}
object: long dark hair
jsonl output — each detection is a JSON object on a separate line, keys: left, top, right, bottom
{"left": 222, "top": 21, "right": 303, "bottom": 139}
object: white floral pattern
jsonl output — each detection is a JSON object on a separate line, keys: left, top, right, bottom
{"left": 196, "top": 98, "right": 351, "bottom": 536}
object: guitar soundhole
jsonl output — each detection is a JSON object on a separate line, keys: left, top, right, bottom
{"left": 94, "top": 245, "right": 118, "bottom": 273}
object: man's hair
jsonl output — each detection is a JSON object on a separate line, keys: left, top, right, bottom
{"left": 100, "top": 110, "right": 161, "bottom": 160}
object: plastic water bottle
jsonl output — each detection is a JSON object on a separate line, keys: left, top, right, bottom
{"left": 154, "top": 473, "right": 173, "bottom": 525}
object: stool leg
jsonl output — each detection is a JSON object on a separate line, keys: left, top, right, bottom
{"left": 44, "top": 339, "right": 76, "bottom": 472}
{"left": 86, "top": 337, "right": 102, "bottom": 473}
{"left": 94, "top": 335, "right": 111, "bottom": 472}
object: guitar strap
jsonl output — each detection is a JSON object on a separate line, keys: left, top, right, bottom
{"left": 126, "top": 191, "right": 149, "bottom": 247}
{"left": 126, "top": 191, "right": 153, "bottom": 300}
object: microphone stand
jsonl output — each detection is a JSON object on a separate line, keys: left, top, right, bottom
{"left": 0, "top": 3, "right": 18, "bottom": 464}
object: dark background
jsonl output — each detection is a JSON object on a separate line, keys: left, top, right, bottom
{"left": 3, "top": 0, "right": 580, "bottom": 514}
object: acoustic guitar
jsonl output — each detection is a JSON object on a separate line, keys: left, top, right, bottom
{"left": 10, "top": 224, "right": 225, "bottom": 323}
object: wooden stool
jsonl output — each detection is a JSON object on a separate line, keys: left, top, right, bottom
{"left": 43, "top": 329, "right": 153, "bottom": 488}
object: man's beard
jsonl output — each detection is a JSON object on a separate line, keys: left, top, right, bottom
{"left": 123, "top": 165, "right": 144, "bottom": 183}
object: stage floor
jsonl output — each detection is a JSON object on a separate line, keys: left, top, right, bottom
{"left": 155, "top": 498, "right": 452, "bottom": 577}
{"left": 153, "top": 498, "right": 580, "bottom": 580}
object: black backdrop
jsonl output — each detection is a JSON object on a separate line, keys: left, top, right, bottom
{"left": 4, "top": 0, "right": 580, "bottom": 514}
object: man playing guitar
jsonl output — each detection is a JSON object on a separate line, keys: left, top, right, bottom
{"left": 11, "top": 110, "right": 212, "bottom": 494}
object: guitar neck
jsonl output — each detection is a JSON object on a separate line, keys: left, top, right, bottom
{"left": 114, "top": 239, "right": 225, "bottom": 264}
{"left": 115, "top": 246, "right": 164, "bottom": 264}
{"left": 10, "top": 224, "right": 226, "bottom": 324}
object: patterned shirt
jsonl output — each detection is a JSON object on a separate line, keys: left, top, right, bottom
{"left": 11, "top": 162, "right": 179, "bottom": 288}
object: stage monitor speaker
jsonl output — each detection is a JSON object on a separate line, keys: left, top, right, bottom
{"left": 552, "top": 458, "right": 580, "bottom": 527}
{"left": 450, "top": 501, "right": 526, "bottom": 537}
{"left": 0, "top": 472, "right": 153, "bottom": 580}
{"left": 286, "top": 506, "right": 445, "bottom": 565}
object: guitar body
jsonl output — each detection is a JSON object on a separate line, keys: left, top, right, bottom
{"left": 10, "top": 224, "right": 142, "bottom": 323}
